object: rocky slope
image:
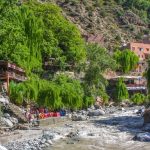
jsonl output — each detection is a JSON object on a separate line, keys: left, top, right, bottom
{"left": 42, "top": 0, "right": 149, "bottom": 50}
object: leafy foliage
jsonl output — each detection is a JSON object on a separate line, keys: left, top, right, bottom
{"left": 114, "top": 0, "right": 150, "bottom": 22}
{"left": 114, "top": 49, "right": 139, "bottom": 73}
{"left": 84, "top": 44, "right": 116, "bottom": 103}
{"left": 115, "top": 78, "right": 129, "bottom": 102}
{"left": 131, "top": 93, "right": 146, "bottom": 105}
{"left": 0, "top": 0, "right": 86, "bottom": 72}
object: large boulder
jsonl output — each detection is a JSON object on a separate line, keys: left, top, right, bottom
{"left": 143, "top": 109, "right": 150, "bottom": 124}
{"left": 133, "top": 132, "right": 150, "bottom": 142}
{"left": 0, "top": 117, "right": 13, "bottom": 127}
{"left": 88, "top": 109, "right": 105, "bottom": 116}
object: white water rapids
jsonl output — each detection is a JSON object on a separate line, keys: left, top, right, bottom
{"left": 46, "top": 107, "right": 150, "bottom": 150}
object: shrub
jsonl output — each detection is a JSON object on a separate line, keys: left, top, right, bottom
{"left": 115, "top": 78, "right": 129, "bottom": 102}
{"left": 131, "top": 93, "right": 146, "bottom": 105}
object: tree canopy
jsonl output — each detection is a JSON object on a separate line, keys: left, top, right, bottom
{"left": 84, "top": 44, "right": 116, "bottom": 103}
{"left": 114, "top": 49, "right": 139, "bottom": 73}
{"left": 115, "top": 78, "right": 129, "bottom": 102}
{"left": 0, "top": 0, "right": 86, "bottom": 73}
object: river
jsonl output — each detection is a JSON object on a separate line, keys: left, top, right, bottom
{"left": 45, "top": 107, "right": 150, "bottom": 150}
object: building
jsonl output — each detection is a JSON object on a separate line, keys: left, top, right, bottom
{"left": 128, "top": 41, "right": 150, "bottom": 74}
{"left": 0, "top": 60, "right": 27, "bottom": 94}
{"left": 107, "top": 75, "right": 147, "bottom": 98}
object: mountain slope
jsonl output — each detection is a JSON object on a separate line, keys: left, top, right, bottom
{"left": 44, "top": 0, "right": 150, "bottom": 49}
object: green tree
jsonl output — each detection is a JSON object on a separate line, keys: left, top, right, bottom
{"left": 84, "top": 44, "right": 116, "bottom": 103}
{"left": 115, "top": 78, "right": 129, "bottom": 102}
{"left": 114, "top": 49, "right": 139, "bottom": 73}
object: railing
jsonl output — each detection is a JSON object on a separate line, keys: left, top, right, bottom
{"left": 0, "top": 71, "right": 27, "bottom": 81}
{"left": 8, "top": 63, "right": 25, "bottom": 73}
{"left": 126, "top": 83, "right": 146, "bottom": 90}
{"left": 126, "top": 84, "right": 145, "bottom": 87}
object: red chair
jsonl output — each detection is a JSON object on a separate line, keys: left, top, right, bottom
{"left": 56, "top": 112, "right": 60, "bottom": 117}
{"left": 39, "top": 108, "right": 44, "bottom": 113}
{"left": 49, "top": 112, "right": 53, "bottom": 117}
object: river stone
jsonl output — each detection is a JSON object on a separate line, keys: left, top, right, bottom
{"left": 142, "top": 123, "right": 150, "bottom": 132}
{"left": 0, "top": 117, "right": 13, "bottom": 127}
{"left": 72, "top": 114, "right": 87, "bottom": 121}
{"left": 47, "top": 140, "right": 53, "bottom": 145}
{"left": 88, "top": 109, "right": 105, "bottom": 116}
{"left": 0, "top": 145, "right": 8, "bottom": 150}
{"left": 9, "top": 117, "right": 18, "bottom": 124}
{"left": 87, "top": 133, "right": 95, "bottom": 136}
{"left": 3, "top": 113, "right": 10, "bottom": 118}
{"left": 143, "top": 109, "right": 150, "bottom": 124}
{"left": 44, "top": 143, "right": 49, "bottom": 147}
{"left": 42, "top": 130, "right": 55, "bottom": 140}
{"left": 67, "top": 131, "right": 78, "bottom": 138}
{"left": 40, "top": 138, "right": 46, "bottom": 144}
{"left": 133, "top": 132, "right": 150, "bottom": 142}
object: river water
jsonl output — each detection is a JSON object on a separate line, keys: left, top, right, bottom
{"left": 45, "top": 107, "right": 150, "bottom": 150}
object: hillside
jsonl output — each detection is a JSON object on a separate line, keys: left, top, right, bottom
{"left": 45, "top": 0, "right": 150, "bottom": 49}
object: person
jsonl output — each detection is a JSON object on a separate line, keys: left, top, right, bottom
{"left": 35, "top": 108, "right": 40, "bottom": 126}
{"left": 44, "top": 107, "right": 48, "bottom": 114}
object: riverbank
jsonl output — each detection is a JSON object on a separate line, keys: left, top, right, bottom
{"left": 1, "top": 106, "right": 150, "bottom": 150}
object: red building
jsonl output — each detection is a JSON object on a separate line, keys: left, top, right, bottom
{"left": 128, "top": 41, "right": 150, "bottom": 74}
{"left": 0, "top": 60, "right": 27, "bottom": 93}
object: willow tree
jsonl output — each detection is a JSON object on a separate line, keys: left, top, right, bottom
{"left": 84, "top": 44, "right": 116, "bottom": 103}
{"left": 114, "top": 49, "right": 139, "bottom": 73}
{"left": 115, "top": 78, "right": 129, "bottom": 102}
{"left": 53, "top": 74, "right": 84, "bottom": 109}
{"left": 38, "top": 83, "right": 62, "bottom": 110}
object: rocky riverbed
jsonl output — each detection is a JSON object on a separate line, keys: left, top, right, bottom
{"left": 1, "top": 106, "right": 150, "bottom": 150}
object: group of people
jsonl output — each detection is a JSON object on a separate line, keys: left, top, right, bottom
{"left": 23, "top": 105, "right": 40, "bottom": 127}
{"left": 22, "top": 105, "right": 67, "bottom": 127}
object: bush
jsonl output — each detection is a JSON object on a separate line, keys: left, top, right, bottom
{"left": 131, "top": 93, "right": 146, "bottom": 105}
{"left": 115, "top": 78, "right": 129, "bottom": 102}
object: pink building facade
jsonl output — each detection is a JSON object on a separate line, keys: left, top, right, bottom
{"left": 128, "top": 41, "right": 150, "bottom": 74}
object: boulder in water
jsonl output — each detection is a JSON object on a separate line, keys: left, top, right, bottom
{"left": 142, "top": 123, "right": 150, "bottom": 132}
{"left": 88, "top": 109, "right": 105, "bottom": 116}
{"left": 143, "top": 109, "right": 150, "bottom": 124}
{"left": 133, "top": 132, "right": 150, "bottom": 142}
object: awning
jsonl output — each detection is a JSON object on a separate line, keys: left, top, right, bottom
{"left": 127, "top": 86, "right": 147, "bottom": 91}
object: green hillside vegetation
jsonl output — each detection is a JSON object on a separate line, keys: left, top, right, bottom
{"left": 48, "top": 0, "right": 150, "bottom": 49}
{"left": 0, "top": 0, "right": 116, "bottom": 109}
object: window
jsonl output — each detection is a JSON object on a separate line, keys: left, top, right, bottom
{"left": 139, "top": 47, "right": 143, "bottom": 51}
{"left": 146, "top": 48, "right": 149, "bottom": 51}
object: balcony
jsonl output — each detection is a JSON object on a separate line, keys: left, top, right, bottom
{"left": 126, "top": 83, "right": 146, "bottom": 91}
{"left": 0, "top": 61, "right": 25, "bottom": 73}
{"left": 0, "top": 71, "right": 27, "bottom": 82}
